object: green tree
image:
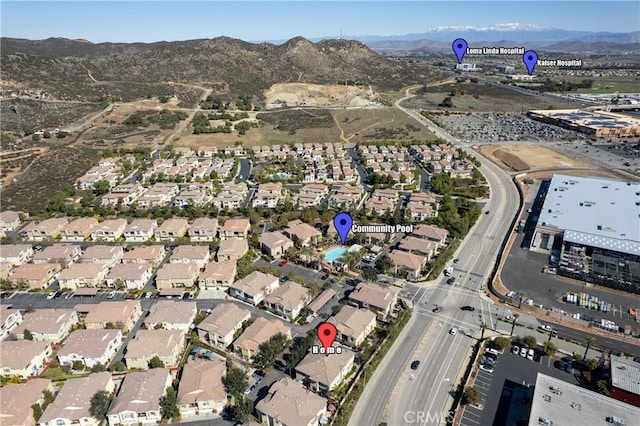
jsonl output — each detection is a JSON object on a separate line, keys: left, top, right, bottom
{"left": 584, "top": 358, "right": 599, "bottom": 372}
{"left": 159, "top": 387, "right": 180, "bottom": 420}
{"left": 439, "top": 96, "right": 454, "bottom": 108}
{"left": 255, "top": 332, "right": 290, "bottom": 371}
{"left": 375, "top": 254, "right": 393, "bottom": 274}
{"left": 90, "top": 363, "right": 105, "bottom": 373}
{"left": 93, "top": 180, "right": 111, "bottom": 195}
{"left": 595, "top": 380, "right": 609, "bottom": 395}
{"left": 489, "top": 337, "right": 511, "bottom": 351}
{"left": 112, "top": 278, "right": 125, "bottom": 291}
{"left": 362, "top": 267, "right": 378, "bottom": 281}
{"left": 43, "top": 389, "right": 54, "bottom": 406}
{"left": 89, "top": 390, "right": 112, "bottom": 421}
{"left": 523, "top": 335, "right": 537, "bottom": 348}
{"left": 462, "top": 386, "right": 481, "bottom": 405}
{"left": 32, "top": 403, "right": 43, "bottom": 422}
{"left": 224, "top": 366, "right": 248, "bottom": 400}
{"left": 230, "top": 397, "right": 254, "bottom": 422}
{"left": 542, "top": 341, "right": 557, "bottom": 357}
{"left": 148, "top": 356, "right": 164, "bottom": 369}
{"left": 23, "top": 329, "right": 33, "bottom": 340}
{"left": 110, "top": 361, "right": 126, "bottom": 372}
{"left": 72, "top": 360, "right": 85, "bottom": 371}
{"left": 583, "top": 337, "right": 596, "bottom": 360}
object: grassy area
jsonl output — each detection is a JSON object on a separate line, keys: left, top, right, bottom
{"left": 404, "top": 81, "right": 577, "bottom": 112}
{"left": 177, "top": 107, "right": 437, "bottom": 148}
{"left": 563, "top": 76, "right": 640, "bottom": 94}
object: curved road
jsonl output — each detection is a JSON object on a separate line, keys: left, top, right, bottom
{"left": 349, "top": 95, "right": 520, "bottom": 426}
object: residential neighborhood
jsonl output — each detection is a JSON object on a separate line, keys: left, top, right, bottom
{"left": 0, "top": 141, "right": 478, "bottom": 425}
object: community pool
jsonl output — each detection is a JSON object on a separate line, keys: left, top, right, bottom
{"left": 324, "top": 247, "right": 346, "bottom": 263}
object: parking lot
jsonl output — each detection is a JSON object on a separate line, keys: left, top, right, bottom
{"left": 460, "top": 347, "right": 582, "bottom": 426}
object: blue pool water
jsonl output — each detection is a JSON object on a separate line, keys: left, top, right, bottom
{"left": 324, "top": 247, "right": 346, "bottom": 263}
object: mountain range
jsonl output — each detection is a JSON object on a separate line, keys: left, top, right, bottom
{"left": 0, "top": 36, "right": 423, "bottom": 102}
{"left": 352, "top": 24, "right": 639, "bottom": 53}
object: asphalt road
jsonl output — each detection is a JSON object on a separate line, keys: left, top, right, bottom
{"left": 235, "top": 158, "right": 252, "bottom": 183}
{"left": 349, "top": 96, "right": 520, "bottom": 426}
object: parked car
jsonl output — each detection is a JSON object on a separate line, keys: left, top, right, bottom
{"left": 555, "top": 360, "right": 567, "bottom": 370}
{"left": 47, "top": 292, "right": 56, "bottom": 300}
{"left": 481, "top": 356, "right": 496, "bottom": 366}
{"left": 479, "top": 364, "right": 494, "bottom": 373}
{"left": 512, "top": 345, "right": 520, "bottom": 355}
{"left": 280, "top": 276, "right": 289, "bottom": 283}
{"left": 411, "top": 360, "right": 420, "bottom": 370}
{"left": 447, "top": 277, "right": 455, "bottom": 285}
{"left": 188, "top": 292, "right": 195, "bottom": 300}
{"left": 485, "top": 348, "right": 499, "bottom": 356}
{"left": 279, "top": 260, "right": 288, "bottom": 266}
{"left": 432, "top": 305, "right": 444, "bottom": 313}
{"left": 519, "top": 347, "right": 527, "bottom": 357}
{"left": 145, "top": 292, "right": 153, "bottom": 299}
{"left": 449, "top": 328, "right": 458, "bottom": 336}
{"left": 107, "top": 291, "right": 116, "bottom": 299}
{"left": 461, "top": 305, "right": 475, "bottom": 311}
{"left": 527, "top": 348, "right": 535, "bottom": 361}
{"left": 564, "top": 363, "right": 574, "bottom": 374}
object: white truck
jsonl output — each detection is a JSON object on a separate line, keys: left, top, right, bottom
{"left": 444, "top": 267, "right": 454, "bottom": 277}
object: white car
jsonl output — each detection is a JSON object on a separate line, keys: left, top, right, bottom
{"left": 512, "top": 345, "right": 520, "bottom": 355}
{"left": 519, "top": 347, "right": 528, "bottom": 357}
{"left": 46, "top": 292, "right": 56, "bottom": 300}
{"left": 449, "top": 328, "right": 458, "bottom": 336}
{"left": 479, "top": 364, "right": 494, "bottom": 373}
{"left": 527, "top": 348, "right": 535, "bottom": 361}
{"left": 107, "top": 291, "right": 116, "bottom": 299}
{"left": 485, "top": 348, "right": 499, "bottom": 356}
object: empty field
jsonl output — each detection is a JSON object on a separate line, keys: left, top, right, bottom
{"left": 568, "top": 77, "right": 640, "bottom": 94}
{"left": 177, "top": 107, "right": 437, "bottom": 148}
{"left": 479, "top": 144, "right": 588, "bottom": 172}
{"left": 403, "top": 81, "right": 577, "bottom": 112}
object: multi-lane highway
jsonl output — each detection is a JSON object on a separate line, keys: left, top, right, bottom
{"left": 349, "top": 96, "right": 520, "bottom": 425}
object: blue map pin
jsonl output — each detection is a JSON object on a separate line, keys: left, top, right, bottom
{"left": 333, "top": 213, "right": 353, "bottom": 245}
{"left": 523, "top": 50, "right": 538, "bottom": 75}
{"left": 452, "top": 38, "right": 468, "bottom": 64}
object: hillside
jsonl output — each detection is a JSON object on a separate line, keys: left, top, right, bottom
{"left": 1, "top": 36, "right": 423, "bottom": 103}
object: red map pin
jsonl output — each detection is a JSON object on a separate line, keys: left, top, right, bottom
{"left": 317, "top": 322, "right": 337, "bottom": 356}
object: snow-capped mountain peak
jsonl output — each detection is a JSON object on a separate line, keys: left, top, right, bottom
{"left": 431, "top": 23, "right": 550, "bottom": 32}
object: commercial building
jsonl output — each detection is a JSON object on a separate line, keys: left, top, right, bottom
{"left": 609, "top": 355, "right": 640, "bottom": 407}
{"left": 528, "top": 109, "right": 640, "bottom": 137}
{"left": 528, "top": 373, "right": 638, "bottom": 426}
{"left": 531, "top": 175, "right": 640, "bottom": 292}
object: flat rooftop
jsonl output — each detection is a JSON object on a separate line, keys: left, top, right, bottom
{"left": 528, "top": 373, "right": 639, "bottom": 426}
{"left": 610, "top": 355, "right": 640, "bottom": 396}
{"left": 536, "top": 174, "right": 640, "bottom": 256}
{"left": 529, "top": 109, "right": 640, "bottom": 130}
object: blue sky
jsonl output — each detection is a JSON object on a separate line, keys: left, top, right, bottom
{"left": 2, "top": 1, "right": 638, "bottom": 43}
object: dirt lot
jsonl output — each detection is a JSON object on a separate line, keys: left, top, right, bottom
{"left": 265, "top": 83, "right": 380, "bottom": 109}
{"left": 479, "top": 144, "right": 588, "bottom": 172}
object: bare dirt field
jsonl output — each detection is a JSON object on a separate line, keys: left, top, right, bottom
{"left": 264, "top": 83, "right": 380, "bottom": 109}
{"left": 479, "top": 144, "right": 588, "bottom": 172}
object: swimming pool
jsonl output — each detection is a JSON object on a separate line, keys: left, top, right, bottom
{"left": 324, "top": 247, "right": 346, "bottom": 263}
